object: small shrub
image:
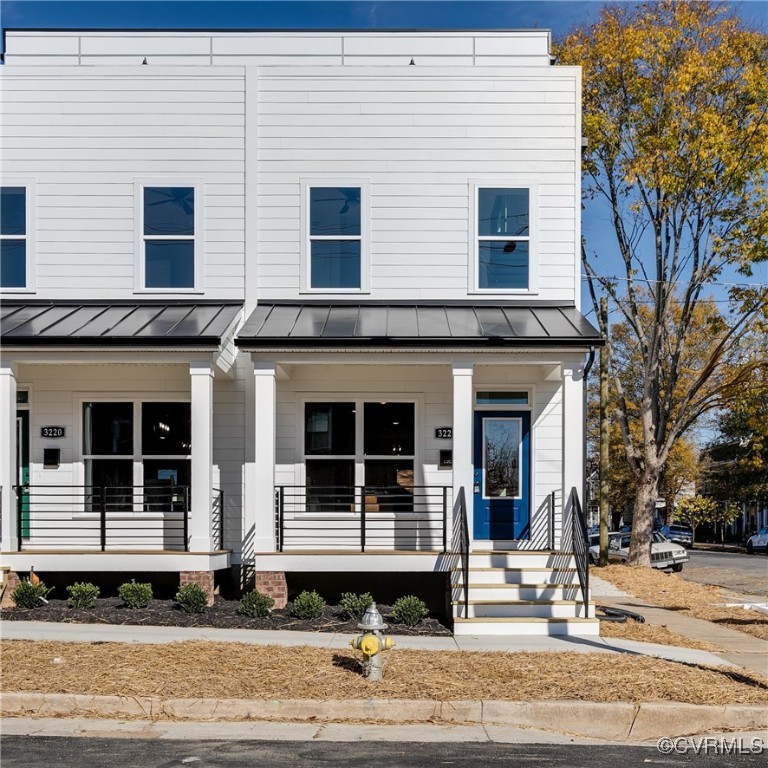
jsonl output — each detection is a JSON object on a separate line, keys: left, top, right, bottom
{"left": 392, "top": 595, "right": 429, "bottom": 627}
{"left": 11, "top": 578, "right": 52, "bottom": 609}
{"left": 291, "top": 589, "right": 325, "bottom": 620}
{"left": 237, "top": 589, "right": 274, "bottom": 618}
{"left": 118, "top": 580, "right": 153, "bottom": 609}
{"left": 338, "top": 591, "right": 374, "bottom": 621}
{"left": 66, "top": 581, "right": 100, "bottom": 609}
{"left": 175, "top": 583, "right": 208, "bottom": 614}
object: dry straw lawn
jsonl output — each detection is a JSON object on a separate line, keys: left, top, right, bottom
{"left": 2, "top": 640, "right": 767, "bottom": 706}
{"left": 596, "top": 565, "right": 768, "bottom": 641}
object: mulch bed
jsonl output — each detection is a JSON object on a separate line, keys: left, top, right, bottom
{"left": 0, "top": 597, "right": 452, "bottom": 636}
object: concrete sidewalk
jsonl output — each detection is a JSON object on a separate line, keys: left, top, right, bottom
{"left": 0, "top": 618, "right": 737, "bottom": 669}
{"left": 589, "top": 573, "right": 768, "bottom": 677}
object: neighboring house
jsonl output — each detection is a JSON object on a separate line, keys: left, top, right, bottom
{"left": 0, "top": 30, "right": 601, "bottom": 634}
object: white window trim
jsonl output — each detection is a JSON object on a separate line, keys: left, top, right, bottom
{"left": 0, "top": 178, "right": 36, "bottom": 293}
{"left": 134, "top": 179, "right": 204, "bottom": 294}
{"left": 468, "top": 179, "right": 539, "bottom": 295}
{"left": 299, "top": 178, "right": 371, "bottom": 294}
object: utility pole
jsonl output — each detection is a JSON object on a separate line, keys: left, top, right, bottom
{"left": 599, "top": 296, "right": 610, "bottom": 566}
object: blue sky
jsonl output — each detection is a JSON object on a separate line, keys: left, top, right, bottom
{"left": 1, "top": 0, "right": 766, "bottom": 314}
{"left": 0, "top": 1, "right": 608, "bottom": 40}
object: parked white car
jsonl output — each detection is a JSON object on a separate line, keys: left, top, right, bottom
{"left": 606, "top": 532, "right": 689, "bottom": 571}
{"left": 746, "top": 527, "right": 768, "bottom": 555}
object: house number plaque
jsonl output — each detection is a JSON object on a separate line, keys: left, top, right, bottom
{"left": 435, "top": 427, "right": 452, "bottom": 439}
{"left": 41, "top": 426, "right": 66, "bottom": 438}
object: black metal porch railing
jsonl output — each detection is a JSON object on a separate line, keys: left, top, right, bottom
{"left": 211, "top": 487, "right": 224, "bottom": 551}
{"left": 569, "top": 486, "right": 590, "bottom": 615}
{"left": 15, "top": 485, "right": 191, "bottom": 552}
{"left": 452, "top": 486, "right": 469, "bottom": 615}
{"left": 274, "top": 485, "right": 450, "bottom": 552}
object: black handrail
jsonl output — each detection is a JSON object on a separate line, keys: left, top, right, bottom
{"left": 570, "top": 486, "right": 590, "bottom": 615}
{"left": 211, "top": 487, "right": 224, "bottom": 551}
{"left": 455, "top": 486, "right": 469, "bottom": 615}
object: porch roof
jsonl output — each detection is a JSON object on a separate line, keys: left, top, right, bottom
{"left": 237, "top": 301, "right": 602, "bottom": 348}
{"left": 0, "top": 301, "right": 242, "bottom": 347}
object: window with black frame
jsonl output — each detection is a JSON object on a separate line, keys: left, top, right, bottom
{"left": 82, "top": 401, "right": 191, "bottom": 512}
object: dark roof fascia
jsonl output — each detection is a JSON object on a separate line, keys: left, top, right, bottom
{"left": 255, "top": 299, "right": 577, "bottom": 308}
{"left": 0, "top": 337, "right": 226, "bottom": 348}
{"left": 0, "top": 299, "right": 241, "bottom": 307}
{"left": 236, "top": 337, "right": 604, "bottom": 349}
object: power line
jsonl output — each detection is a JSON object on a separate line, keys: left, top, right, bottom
{"left": 581, "top": 273, "right": 768, "bottom": 290}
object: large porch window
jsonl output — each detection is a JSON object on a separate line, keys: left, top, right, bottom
{"left": 83, "top": 401, "right": 191, "bottom": 511}
{"left": 303, "top": 400, "right": 415, "bottom": 510}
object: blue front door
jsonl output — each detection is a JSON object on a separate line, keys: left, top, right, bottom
{"left": 473, "top": 411, "right": 530, "bottom": 540}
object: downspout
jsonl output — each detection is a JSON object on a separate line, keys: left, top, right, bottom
{"left": 582, "top": 347, "right": 596, "bottom": 519}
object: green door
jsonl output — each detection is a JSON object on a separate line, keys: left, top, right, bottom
{"left": 16, "top": 411, "right": 29, "bottom": 538}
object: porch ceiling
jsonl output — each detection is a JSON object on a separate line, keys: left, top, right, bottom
{"left": 0, "top": 301, "right": 242, "bottom": 347}
{"left": 237, "top": 302, "right": 602, "bottom": 348}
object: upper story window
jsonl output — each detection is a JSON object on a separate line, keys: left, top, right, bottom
{"left": 472, "top": 185, "right": 536, "bottom": 293}
{"left": 1, "top": 185, "right": 31, "bottom": 289}
{"left": 137, "top": 183, "right": 202, "bottom": 291}
{"left": 302, "top": 182, "right": 369, "bottom": 292}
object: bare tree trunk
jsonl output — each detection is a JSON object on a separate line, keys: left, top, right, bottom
{"left": 627, "top": 471, "right": 660, "bottom": 566}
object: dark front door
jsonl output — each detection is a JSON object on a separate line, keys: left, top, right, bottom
{"left": 473, "top": 410, "right": 530, "bottom": 540}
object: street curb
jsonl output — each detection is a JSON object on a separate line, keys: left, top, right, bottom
{"left": 2, "top": 694, "right": 766, "bottom": 740}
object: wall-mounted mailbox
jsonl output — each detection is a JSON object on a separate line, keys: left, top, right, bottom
{"left": 439, "top": 449, "right": 453, "bottom": 468}
{"left": 43, "top": 448, "right": 60, "bottom": 469}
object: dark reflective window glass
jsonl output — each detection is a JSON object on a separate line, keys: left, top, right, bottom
{"left": 0, "top": 187, "right": 26, "bottom": 236}
{"left": 143, "top": 459, "right": 191, "bottom": 512}
{"left": 84, "top": 459, "right": 134, "bottom": 511}
{"left": 0, "top": 241, "right": 26, "bottom": 288}
{"left": 310, "top": 241, "right": 361, "bottom": 289}
{"left": 364, "top": 459, "right": 414, "bottom": 489}
{"left": 478, "top": 241, "right": 529, "bottom": 290}
{"left": 305, "top": 459, "right": 355, "bottom": 512}
{"left": 310, "top": 187, "right": 360, "bottom": 236}
{"left": 305, "top": 403, "right": 355, "bottom": 455}
{"left": 83, "top": 402, "right": 133, "bottom": 455}
{"left": 364, "top": 403, "right": 415, "bottom": 456}
{"left": 142, "top": 403, "right": 191, "bottom": 455}
{"left": 144, "top": 187, "right": 194, "bottom": 236}
{"left": 478, "top": 189, "right": 528, "bottom": 237}
{"left": 476, "top": 391, "right": 529, "bottom": 405}
{"left": 145, "top": 240, "right": 194, "bottom": 288}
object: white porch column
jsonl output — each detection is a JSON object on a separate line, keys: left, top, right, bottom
{"left": 452, "top": 362, "right": 474, "bottom": 540}
{"left": 253, "top": 361, "right": 277, "bottom": 552}
{"left": 189, "top": 361, "right": 214, "bottom": 551}
{"left": 562, "top": 361, "right": 586, "bottom": 549}
{"left": 0, "top": 363, "right": 19, "bottom": 551}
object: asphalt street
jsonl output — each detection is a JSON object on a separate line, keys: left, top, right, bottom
{"left": 682, "top": 550, "right": 768, "bottom": 598}
{"left": 2, "top": 737, "right": 766, "bottom": 768}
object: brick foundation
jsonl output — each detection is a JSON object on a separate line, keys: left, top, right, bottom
{"left": 254, "top": 571, "right": 287, "bottom": 609}
{"left": 179, "top": 570, "right": 215, "bottom": 607}
{"left": 1, "top": 571, "right": 22, "bottom": 608}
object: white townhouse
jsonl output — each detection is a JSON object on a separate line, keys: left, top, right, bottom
{"left": 0, "top": 30, "right": 601, "bottom": 635}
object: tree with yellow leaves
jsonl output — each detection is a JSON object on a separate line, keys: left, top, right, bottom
{"left": 559, "top": 2, "right": 768, "bottom": 566}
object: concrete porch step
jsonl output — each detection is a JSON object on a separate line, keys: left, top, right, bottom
{"left": 467, "top": 551, "right": 577, "bottom": 569}
{"left": 453, "top": 616, "right": 601, "bottom": 636}
{"left": 452, "top": 599, "right": 593, "bottom": 619}
{"left": 451, "top": 582, "right": 585, "bottom": 602}
{"left": 458, "top": 567, "right": 580, "bottom": 585}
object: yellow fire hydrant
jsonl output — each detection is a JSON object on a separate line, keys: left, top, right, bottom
{"left": 350, "top": 602, "right": 395, "bottom": 681}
